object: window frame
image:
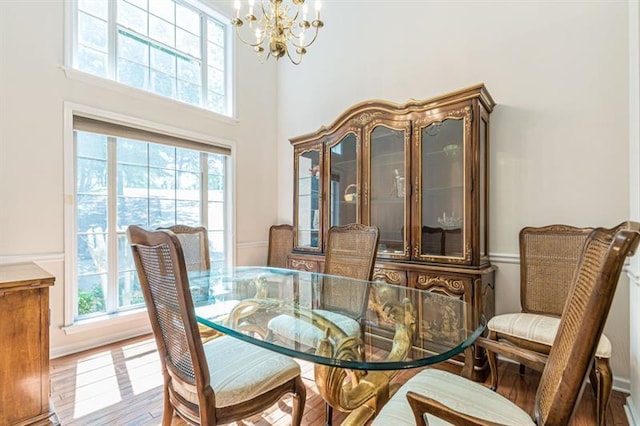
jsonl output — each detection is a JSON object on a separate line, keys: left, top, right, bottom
{"left": 64, "top": 0, "right": 235, "bottom": 119}
{"left": 63, "top": 102, "right": 236, "bottom": 329}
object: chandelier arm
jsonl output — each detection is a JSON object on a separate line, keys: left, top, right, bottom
{"left": 234, "top": 25, "right": 267, "bottom": 48}
{"left": 260, "top": 0, "right": 269, "bottom": 18}
{"left": 290, "top": 2, "right": 301, "bottom": 22}
{"left": 285, "top": 47, "right": 303, "bottom": 65}
{"left": 289, "top": 25, "right": 320, "bottom": 49}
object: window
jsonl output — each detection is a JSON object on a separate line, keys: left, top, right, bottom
{"left": 69, "top": 0, "right": 231, "bottom": 116}
{"left": 66, "top": 110, "right": 233, "bottom": 322}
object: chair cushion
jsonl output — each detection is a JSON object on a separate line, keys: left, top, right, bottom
{"left": 171, "top": 335, "right": 300, "bottom": 408}
{"left": 372, "top": 369, "right": 535, "bottom": 426}
{"left": 195, "top": 299, "right": 241, "bottom": 322}
{"left": 267, "top": 310, "right": 361, "bottom": 348}
{"left": 488, "top": 313, "right": 612, "bottom": 358}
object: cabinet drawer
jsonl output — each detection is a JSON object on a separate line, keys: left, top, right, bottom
{"left": 409, "top": 271, "right": 474, "bottom": 346}
{"left": 288, "top": 255, "right": 320, "bottom": 272}
{"left": 367, "top": 268, "right": 407, "bottom": 333}
{"left": 410, "top": 272, "right": 471, "bottom": 302}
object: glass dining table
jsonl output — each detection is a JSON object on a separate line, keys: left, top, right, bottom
{"left": 189, "top": 266, "right": 485, "bottom": 425}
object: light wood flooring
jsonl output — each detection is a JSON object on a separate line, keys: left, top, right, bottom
{"left": 50, "top": 334, "right": 630, "bottom": 425}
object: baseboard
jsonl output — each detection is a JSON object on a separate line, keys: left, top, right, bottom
{"left": 626, "top": 396, "right": 639, "bottom": 426}
{"left": 50, "top": 327, "right": 152, "bottom": 359}
{"left": 614, "top": 376, "right": 631, "bottom": 394}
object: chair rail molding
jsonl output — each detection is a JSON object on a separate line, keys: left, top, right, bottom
{"left": 489, "top": 252, "right": 519, "bottom": 265}
{"left": 0, "top": 253, "right": 64, "bottom": 265}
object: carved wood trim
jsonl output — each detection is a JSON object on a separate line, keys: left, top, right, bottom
{"left": 372, "top": 269, "right": 404, "bottom": 285}
{"left": 290, "top": 259, "right": 316, "bottom": 271}
{"left": 415, "top": 275, "right": 466, "bottom": 297}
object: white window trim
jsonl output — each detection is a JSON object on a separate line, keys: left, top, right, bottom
{"left": 63, "top": 101, "right": 237, "bottom": 330}
{"left": 63, "top": 0, "right": 237, "bottom": 121}
{"left": 60, "top": 66, "right": 239, "bottom": 125}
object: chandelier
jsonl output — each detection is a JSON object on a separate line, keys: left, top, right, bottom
{"left": 232, "top": 0, "right": 324, "bottom": 65}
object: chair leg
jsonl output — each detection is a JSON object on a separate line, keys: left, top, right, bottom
{"left": 589, "top": 357, "right": 612, "bottom": 426}
{"left": 325, "top": 402, "right": 333, "bottom": 426}
{"left": 486, "top": 330, "right": 499, "bottom": 391}
{"left": 291, "top": 376, "right": 307, "bottom": 426}
{"left": 161, "top": 386, "right": 175, "bottom": 426}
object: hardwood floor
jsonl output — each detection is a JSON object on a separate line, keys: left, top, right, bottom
{"left": 50, "top": 334, "right": 630, "bottom": 425}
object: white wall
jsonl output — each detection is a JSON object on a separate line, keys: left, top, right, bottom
{"left": 627, "top": 0, "right": 640, "bottom": 422}
{"left": 276, "top": 1, "right": 633, "bottom": 387}
{"left": 0, "top": 0, "right": 279, "bottom": 356}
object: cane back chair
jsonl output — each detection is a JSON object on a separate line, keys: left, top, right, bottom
{"left": 372, "top": 223, "right": 640, "bottom": 425}
{"left": 267, "top": 223, "right": 380, "bottom": 349}
{"left": 267, "top": 224, "right": 294, "bottom": 269}
{"left": 267, "top": 223, "right": 379, "bottom": 424}
{"left": 485, "top": 224, "right": 623, "bottom": 425}
{"left": 128, "top": 225, "right": 306, "bottom": 426}
{"left": 158, "top": 225, "right": 220, "bottom": 342}
{"left": 158, "top": 225, "right": 210, "bottom": 272}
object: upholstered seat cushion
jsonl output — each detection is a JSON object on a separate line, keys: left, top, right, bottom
{"left": 488, "top": 312, "right": 612, "bottom": 358}
{"left": 267, "top": 310, "right": 361, "bottom": 348}
{"left": 372, "top": 369, "right": 535, "bottom": 425}
{"left": 171, "top": 335, "right": 301, "bottom": 408}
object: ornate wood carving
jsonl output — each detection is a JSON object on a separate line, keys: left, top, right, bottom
{"left": 350, "top": 111, "right": 383, "bottom": 127}
{"left": 290, "top": 259, "right": 316, "bottom": 272}
{"left": 416, "top": 275, "right": 466, "bottom": 297}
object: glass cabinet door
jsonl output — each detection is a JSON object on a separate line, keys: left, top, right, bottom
{"left": 328, "top": 133, "right": 358, "bottom": 227}
{"left": 365, "top": 121, "right": 411, "bottom": 259}
{"left": 416, "top": 116, "right": 466, "bottom": 260}
{"left": 295, "top": 147, "right": 322, "bottom": 251}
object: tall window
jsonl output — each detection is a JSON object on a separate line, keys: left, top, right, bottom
{"left": 70, "top": 115, "right": 231, "bottom": 320}
{"left": 70, "top": 0, "right": 231, "bottom": 116}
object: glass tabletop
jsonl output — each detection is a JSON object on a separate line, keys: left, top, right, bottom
{"left": 190, "top": 266, "right": 485, "bottom": 371}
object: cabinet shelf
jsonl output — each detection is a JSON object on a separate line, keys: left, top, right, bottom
{"left": 371, "top": 197, "right": 405, "bottom": 204}
{"left": 423, "top": 185, "right": 463, "bottom": 192}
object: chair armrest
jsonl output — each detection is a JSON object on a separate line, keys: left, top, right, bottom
{"left": 406, "top": 391, "right": 506, "bottom": 426}
{"left": 476, "top": 336, "right": 547, "bottom": 371}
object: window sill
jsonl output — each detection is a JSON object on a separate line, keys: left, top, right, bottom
{"left": 59, "top": 66, "right": 239, "bottom": 126}
{"left": 61, "top": 309, "right": 150, "bottom": 335}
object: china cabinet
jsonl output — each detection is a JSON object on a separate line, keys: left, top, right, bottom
{"left": 289, "top": 84, "right": 496, "bottom": 380}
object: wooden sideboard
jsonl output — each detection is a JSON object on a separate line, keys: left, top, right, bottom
{"left": 0, "top": 263, "right": 56, "bottom": 425}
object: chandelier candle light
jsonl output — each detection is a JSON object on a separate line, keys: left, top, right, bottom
{"left": 232, "top": 0, "right": 324, "bottom": 65}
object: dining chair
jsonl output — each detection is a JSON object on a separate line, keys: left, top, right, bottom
{"left": 267, "top": 223, "right": 379, "bottom": 424}
{"left": 158, "top": 224, "right": 220, "bottom": 342}
{"left": 267, "top": 223, "right": 379, "bottom": 349}
{"left": 267, "top": 224, "right": 294, "bottom": 268}
{"left": 128, "top": 225, "right": 306, "bottom": 426}
{"left": 371, "top": 224, "right": 640, "bottom": 425}
{"left": 158, "top": 225, "right": 210, "bottom": 271}
{"left": 484, "top": 224, "right": 628, "bottom": 425}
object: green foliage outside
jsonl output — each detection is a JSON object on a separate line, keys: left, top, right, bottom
{"left": 78, "top": 283, "right": 105, "bottom": 316}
